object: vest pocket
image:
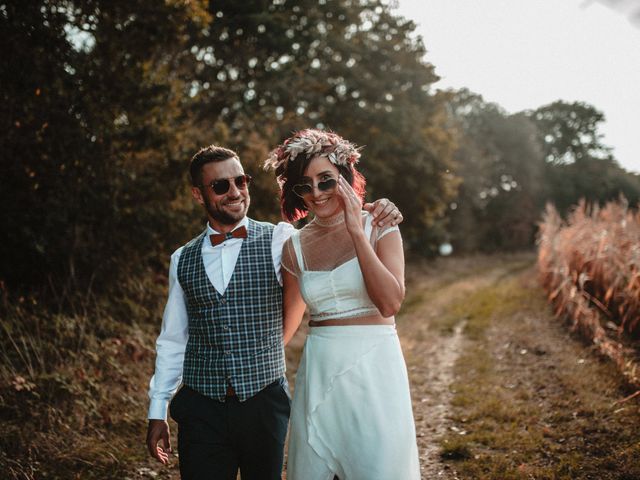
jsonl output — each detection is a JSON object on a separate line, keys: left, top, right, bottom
{"left": 255, "top": 329, "right": 281, "bottom": 355}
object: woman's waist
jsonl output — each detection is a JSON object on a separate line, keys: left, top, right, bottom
{"left": 307, "top": 323, "right": 397, "bottom": 339}
{"left": 308, "top": 313, "right": 394, "bottom": 327}
{"left": 308, "top": 303, "right": 379, "bottom": 320}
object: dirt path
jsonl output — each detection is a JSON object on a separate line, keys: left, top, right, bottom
{"left": 397, "top": 255, "right": 531, "bottom": 478}
{"left": 405, "top": 320, "right": 465, "bottom": 479}
{"left": 397, "top": 253, "right": 640, "bottom": 479}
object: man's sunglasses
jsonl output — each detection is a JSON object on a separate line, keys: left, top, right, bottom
{"left": 202, "top": 174, "right": 252, "bottom": 195}
{"left": 292, "top": 177, "right": 337, "bottom": 198}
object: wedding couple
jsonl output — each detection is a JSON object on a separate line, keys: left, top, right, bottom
{"left": 146, "top": 129, "right": 420, "bottom": 479}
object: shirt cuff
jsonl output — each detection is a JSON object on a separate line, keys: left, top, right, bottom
{"left": 148, "top": 398, "right": 170, "bottom": 420}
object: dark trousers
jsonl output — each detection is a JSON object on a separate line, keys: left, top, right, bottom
{"left": 169, "top": 379, "right": 291, "bottom": 480}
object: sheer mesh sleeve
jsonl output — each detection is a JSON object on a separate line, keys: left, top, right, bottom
{"left": 368, "top": 219, "right": 400, "bottom": 248}
{"left": 376, "top": 224, "right": 400, "bottom": 241}
{"left": 281, "top": 237, "right": 301, "bottom": 277}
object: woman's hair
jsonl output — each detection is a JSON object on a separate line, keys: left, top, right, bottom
{"left": 264, "top": 129, "right": 366, "bottom": 221}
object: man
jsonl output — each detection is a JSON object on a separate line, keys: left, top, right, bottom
{"left": 146, "top": 145, "right": 402, "bottom": 479}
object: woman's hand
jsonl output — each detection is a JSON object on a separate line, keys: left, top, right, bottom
{"left": 337, "top": 175, "right": 365, "bottom": 236}
{"left": 337, "top": 175, "right": 405, "bottom": 318}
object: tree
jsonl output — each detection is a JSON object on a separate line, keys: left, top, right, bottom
{"left": 446, "top": 89, "right": 545, "bottom": 251}
{"left": 0, "top": 0, "right": 210, "bottom": 288}
{"left": 182, "top": 0, "right": 459, "bottom": 250}
{"left": 530, "top": 101, "right": 611, "bottom": 165}
{"left": 528, "top": 101, "right": 640, "bottom": 213}
{"left": 1, "top": 0, "right": 461, "bottom": 293}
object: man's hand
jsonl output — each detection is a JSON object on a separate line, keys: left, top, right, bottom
{"left": 363, "top": 198, "right": 403, "bottom": 227}
{"left": 146, "top": 419, "right": 172, "bottom": 465}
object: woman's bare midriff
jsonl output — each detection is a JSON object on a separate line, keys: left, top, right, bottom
{"left": 308, "top": 313, "right": 395, "bottom": 327}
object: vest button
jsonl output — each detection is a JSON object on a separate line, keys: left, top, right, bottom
{"left": 223, "top": 325, "right": 229, "bottom": 330}
{"left": 225, "top": 350, "right": 231, "bottom": 355}
{"left": 220, "top": 298, "right": 227, "bottom": 304}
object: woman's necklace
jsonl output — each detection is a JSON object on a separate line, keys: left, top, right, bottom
{"left": 313, "top": 211, "right": 345, "bottom": 227}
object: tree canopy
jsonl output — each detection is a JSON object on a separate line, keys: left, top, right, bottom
{"left": 1, "top": 0, "right": 459, "bottom": 288}
{"left": 445, "top": 92, "right": 640, "bottom": 253}
{"left": 1, "top": 1, "right": 638, "bottom": 288}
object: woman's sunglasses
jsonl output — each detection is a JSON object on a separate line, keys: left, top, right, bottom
{"left": 292, "top": 178, "right": 337, "bottom": 198}
{"left": 202, "top": 174, "right": 252, "bottom": 195}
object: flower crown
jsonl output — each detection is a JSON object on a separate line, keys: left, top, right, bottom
{"left": 264, "top": 129, "right": 361, "bottom": 173}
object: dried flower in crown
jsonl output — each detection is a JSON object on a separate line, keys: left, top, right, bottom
{"left": 264, "top": 129, "right": 361, "bottom": 173}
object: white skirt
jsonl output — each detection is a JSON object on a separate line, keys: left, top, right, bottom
{"left": 287, "top": 325, "right": 420, "bottom": 480}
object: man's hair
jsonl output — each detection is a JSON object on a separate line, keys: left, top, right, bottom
{"left": 190, "top": 145, "right": 239, "bottom": 186}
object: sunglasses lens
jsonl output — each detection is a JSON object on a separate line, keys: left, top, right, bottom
{"left": 293, "top": 178, "right": 337, "bottom": 197}
{"left": 234, "top": 174, "right": 251, "bottom": 189}
{"left": 318, "top": 178, "right": 337, "bottom": 191}
{"left": 293, "top": 184, "right": 313, "bottom": 197}
{"left": 212, "top": 179, "right": 231, "bottom": 195}
{"left": 210, "top": 175, "right": 251, "bottom": 195}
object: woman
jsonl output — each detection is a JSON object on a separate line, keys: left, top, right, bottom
{"left": 264, "top": 129, "right": 420, "bottom": 480}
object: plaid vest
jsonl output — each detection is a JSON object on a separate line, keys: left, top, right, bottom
{"left": 177, "top": 218, "right": 285, "bottom": 402}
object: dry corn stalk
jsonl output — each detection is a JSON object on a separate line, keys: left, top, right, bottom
{"left": 537, "top": 199, "right": 639, "bottom": 388}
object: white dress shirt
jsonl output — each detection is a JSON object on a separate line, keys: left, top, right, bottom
{"left": 147, "top": 218, "right": 295, "bottom": 419}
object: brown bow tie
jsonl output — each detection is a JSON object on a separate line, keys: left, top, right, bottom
{"left": 210, "top": 226, "right": 248, "bottom": 246}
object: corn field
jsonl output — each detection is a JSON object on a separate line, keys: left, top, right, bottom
{"left": 537, "top": 198, "right": 640, "bottom": 389}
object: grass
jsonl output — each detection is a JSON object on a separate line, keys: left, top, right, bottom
{"left": 438, "top": 268, "right": 640, "bottom": 479}
{"left": 0, "top": 272, "right": 178, "bottom": 479}
{"left": 429, "top": 262, "right": 534, "bottom": 337}
{"left": 401, "top": 253, "right": 529, "bottom": 306}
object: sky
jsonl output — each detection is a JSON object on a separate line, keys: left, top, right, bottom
{"left": 394, "top": 0, "right": 640, "bottom": 174}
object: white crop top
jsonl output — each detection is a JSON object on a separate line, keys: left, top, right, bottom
{"left": 289, "top": 213, "right": 397, "bottom": 321}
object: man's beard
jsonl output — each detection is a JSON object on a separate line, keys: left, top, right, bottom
{"left": 204, "top": 196, "right": 248, "bottom": 225}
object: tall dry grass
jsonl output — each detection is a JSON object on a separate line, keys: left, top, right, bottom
{"left": 537, "top": 198, "right": 640, "bottom": 388}
{"left": 0, "top": 272, "right": 164, "bottom": 479}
